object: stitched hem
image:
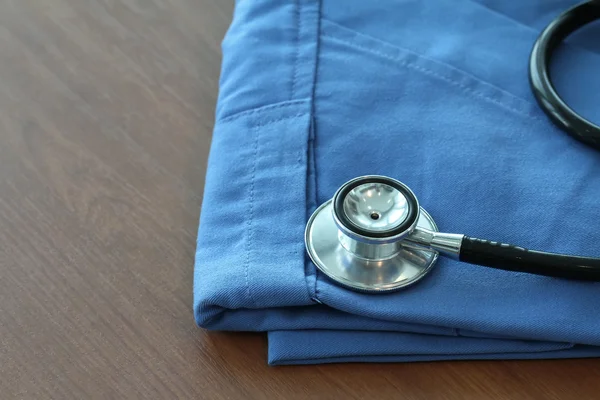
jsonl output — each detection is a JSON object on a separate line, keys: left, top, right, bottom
{"left": 244, "top": 125, "right": 260, "bottom": 307}
{"left": 290, "top": 0, "right": 300, "bottom": 100}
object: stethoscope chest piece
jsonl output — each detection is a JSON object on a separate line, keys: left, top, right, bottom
{"left": 305, "top": 176, "right": 440, "bottom": 293}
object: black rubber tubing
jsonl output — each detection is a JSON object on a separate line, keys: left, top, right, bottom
{"left": 529, "top": 0, "right": 600, "bottom": 150}
{"left": 459, "top": 237, "right": 600, "bottom": 281}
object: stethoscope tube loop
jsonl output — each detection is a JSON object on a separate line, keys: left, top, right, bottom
{"left": 529, "top": 0, "right": 600, "bottom": 149}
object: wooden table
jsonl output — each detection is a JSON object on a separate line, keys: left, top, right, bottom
{"left": 1, "top": 1, "right": 598, "bottom": 398}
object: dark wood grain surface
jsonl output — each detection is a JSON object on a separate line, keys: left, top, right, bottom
{"left": 1, "top": 1, "right": 599, "bottom": 399}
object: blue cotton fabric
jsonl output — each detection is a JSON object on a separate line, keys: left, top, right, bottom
{"left": 194, "top": 0, "right": 600, "bottom": 365}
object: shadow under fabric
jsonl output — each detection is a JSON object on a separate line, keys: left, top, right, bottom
{"left": 193, "top": 0, "right": 600, "bottom": 365}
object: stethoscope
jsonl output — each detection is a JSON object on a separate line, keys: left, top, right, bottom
{"left": 304, "top": 1, "right": 600, "bottom": 293}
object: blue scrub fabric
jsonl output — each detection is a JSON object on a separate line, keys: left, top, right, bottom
{"left": 194, "top": 0, "right": 600, "bottom": 365}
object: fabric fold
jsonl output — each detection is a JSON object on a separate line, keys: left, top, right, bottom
{"left": 194, "top": 0, "right": 600, "bottom": 365}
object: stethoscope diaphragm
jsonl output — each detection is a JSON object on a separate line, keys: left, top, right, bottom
{"left": 305, "top": 176, "right": 441, "bottom": 293}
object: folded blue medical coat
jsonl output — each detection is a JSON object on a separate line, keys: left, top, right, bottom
{"left": 194, "top": 0, "right": 600, "bottom": 365}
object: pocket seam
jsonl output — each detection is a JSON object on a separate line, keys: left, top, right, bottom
{"left": 322, "top": 32, "right": 543, "bottom": 122}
